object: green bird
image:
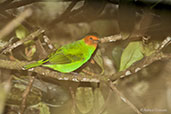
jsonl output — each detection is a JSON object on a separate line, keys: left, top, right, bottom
{"left": 24, "top": 35, "right": 100, "bottom": 73}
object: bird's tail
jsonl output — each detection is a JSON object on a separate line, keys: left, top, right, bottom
{"left": 23, "top": 59, "right": 48, "bottom": 70}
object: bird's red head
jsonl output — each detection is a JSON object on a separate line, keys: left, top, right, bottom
{"left": 83, "top": 35, "right": 99, "bottom": 48}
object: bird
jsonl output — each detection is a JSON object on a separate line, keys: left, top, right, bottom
{"left": 23, "top": 35, "right": 100, "bottom": 73}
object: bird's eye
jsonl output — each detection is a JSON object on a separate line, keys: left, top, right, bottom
{"left": 89, "top": 37, "right": 93, "bottom": 40}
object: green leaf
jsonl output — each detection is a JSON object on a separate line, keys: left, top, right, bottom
{"left": 15, "top": 25, "right": 29, "bottom": 39}
{"left": 93, "top": 49, "right": 104, "bottom": 74}
{"left": 76, "top": 87, "right": 94, "bottom": 114}
{"left": 119, "top": 41, "right": 144, "bottom": 71}
{"left": 31, "top": 102, "right": 50, "bottom": 114}
{"left": 93, "top": 88, "right": 107, "bottom": 114}
{"left": 94, "top": 88, "right": 104, "bottom": 109}
{"left": 7, "top": 76, "right": 42, "bottom": 106}
{"left": 112, "top": 46, "right": 123, "bottom": 71}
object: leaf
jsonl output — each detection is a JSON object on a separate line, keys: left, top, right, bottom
{"left": 31, "top": 102, "right": 50, "bottom": 114}
{"left": 119, "top": 41, "right": 144, "bottom": 71}
{"left": 112, "top": 46, "right": 124, "bottom": 71}
{"left": 94, "top": 88, "right": 104, "bottom": 109}
{"left": 7, "top": 76, "right": 42, "bottom": 106}
{"left": 93, "top": 88, "right": 107, "bottom": 114}
{"left": 76, "top": 87, "right": 94, "bottom": 114}
{"left": 93, "top": 49, "right": 104, "bottom": 74}
{"left": 15, "top": 25, "right": 29, "bottom": 39}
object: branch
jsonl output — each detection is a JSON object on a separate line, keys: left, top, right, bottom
{"left": 99, "top": 33, "right": 145, "bottom": 43}
{"left": 0, "top": 29, "right": 170, "bottom": 83}
{"left": 109, "top": 81, "right": 142, "bottom": 114}
{"left": 0, "top": 59, "right": 107, "bottom": 83}
{"left": 0, "top": 52, "right": 171, "bottom": 83}
{"left": 110, "top": 36, "right": 171, "bottom": 81}
{"left": 100, "top": 34, "right": 122, "bottom": 43}
{"left": 20, "top": 76, "right": 35, "bottom": 114}
{"left": 0, "top": 0, "right": 74, "bottom": 11}
{"left": 0, "top": 9, "right": 32, "bottom": 40}
{"left": 0, "top": 29, "right": 45, "bottom": 54}
{"left": 0, "top": 0, "right": 41, "bottom": 11}
{"left": 110, "top": 52, "right": 171, "bottom": 81}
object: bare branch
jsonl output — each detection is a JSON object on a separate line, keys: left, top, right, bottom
{"left": 109, "top": 81, "right": 142, "bottom": 114}
{"left": 99, "top": 34, "right": 144, "bottom": 43}
{"left": 0, "top": 29, "right": 45, "bottom": 54}
{"left": 0, "top": 9, "right": 32, "bottom": 40}
{"left": 20, "top": 76, "right": 35, "bottom": 114}
{"left": 0, "top": 0, "right": 77, "bottom": 11}
{"left": 0, "top": 52, "right": 171, "bottom": 83}
{"left": 0, "top": 59, "right": 106, "bottom": 83}
{"left": 158, "top": 36, "right": 171, "bottom": 51}
{"left": 100, "top": 34, "right": 122, "bottom": 43}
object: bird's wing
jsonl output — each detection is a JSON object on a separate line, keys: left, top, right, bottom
{"left": 47, "top": 49, "right": 85, "bottom": 64}
{"left": 44, "top": 40, "right": 87, "bottom": 64}
{"left": 49, "top": 53, "right": 84, "bottom": 64}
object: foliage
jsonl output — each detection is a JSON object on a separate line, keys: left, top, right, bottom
{"left": 119, "top": 41, "right": 144, "bottom": 71}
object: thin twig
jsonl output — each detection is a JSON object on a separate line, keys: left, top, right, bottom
{"left": 109, "top": 81, "right": 142, "bottom": 114}
{"left": 158, "top": 36, "right": 171, "bottom": 51}
{"left": 99, "top": 13, "right": 153, "bottom": 44}
{"left": 0, "top": 29, "right": 45, "bottom": 54}
{"left": 0, "top": 9, "right": 32, "bottom": 40}
{"left": 35, "top": 39, "right": 48, "bottom": 59}
{"left": 20, "top": 76, "right": 35, "bottom": 114}
{"left": 132, "top": 12, "right": 153, "bottom": 36}
{"left": 82, "top": 69, "right": 100, "bottom": 77}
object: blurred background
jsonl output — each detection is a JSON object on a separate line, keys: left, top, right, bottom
{"left": 0, "top": 0, "right": 171, "bottom": 114}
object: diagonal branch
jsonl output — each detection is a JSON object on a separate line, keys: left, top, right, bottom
{"left": 0, "top": 9, "right": 32, "bottom": 40}
{"left": 20, "top": 76, "right": 35, "bottom": 114}
{"left": 109, "top": 36, "right": 171, "bottom": 82}
{"left": 0, "top": 0, "right": 75, "bottom": 11}
{"left": 0, "top": 29, "right": 45, "bottom": 54}
{"left": 110, "top": 52, "right": 171, "bottom": 81}
{"left": 109, "top": 81, "right": 142, "bottom": 114}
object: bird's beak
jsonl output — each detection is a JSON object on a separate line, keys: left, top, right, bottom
{"left": 93, "top": 39, "right": 100, "bottom": 43}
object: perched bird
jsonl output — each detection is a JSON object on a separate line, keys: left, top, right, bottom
{"left": 24, "top": 35, "right": 100, "bottom": 73}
